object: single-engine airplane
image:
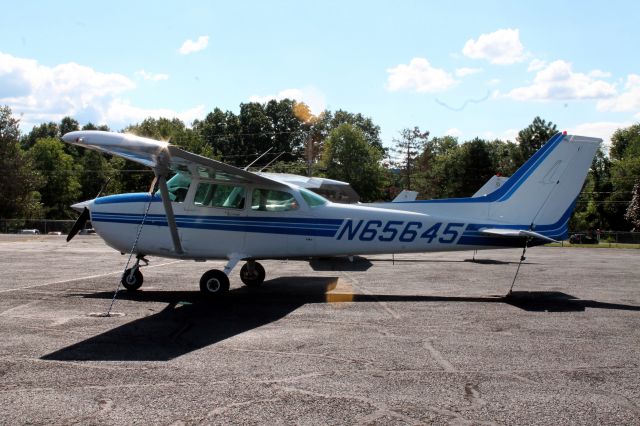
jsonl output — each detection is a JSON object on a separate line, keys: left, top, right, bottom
{"left": 62, "top": 130, "right": 600, "bottom": 297}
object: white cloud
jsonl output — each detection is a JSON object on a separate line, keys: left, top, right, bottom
{"left": 506, "top": 60, "right": 617, "bottom": 101}
{"left": 455, "top": 67, "right": 482, "bottom": 77}
{"left": 569, "top": 121, "right": 633, "bottom": 150}
{"left": 135, "top": 69, "right": 169, "bottom": 81}
{"left": 178, "top": 36, "right": 209, "bottom": 55}
{"left": 527, "top": 58, "right": 546, "bottom": 72}
{"left": 249, "top": 87, "right": 326, "bottom": 115}
{"left": 462, "top": 29, "right": 526, "bottom": 65}
{"left": 105, "top": 99, "right": 205, "bottom": 126}
{"left": 0, "top": 52, "right": 205, "bottom": 130}
{"left": 486, "top": 78, "right": 501, "bottom": 86}
{"left": 445, "top": 128, "right": 462, "bottom": 137}
{"left": 482, "top": 128, "right": 518, "bottom": 141}
{"left": 386, "top": 58, "right": 457, "bottom": 93}
{"left": 597, "top": 74, "right": 640, "bottom": 112}
{"left": 501, "top": 128, "right": 518, "bottom": 142}
{"left": 589, "top": 69, "right": 612, "bottom": 78}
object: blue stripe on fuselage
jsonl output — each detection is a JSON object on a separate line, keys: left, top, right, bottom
{"left": 91, "top": 212, "right": 343, "bottom": 237}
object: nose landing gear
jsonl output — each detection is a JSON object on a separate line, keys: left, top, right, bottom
{"left": 121, "top": 256, "right": 148, "bottom": 291}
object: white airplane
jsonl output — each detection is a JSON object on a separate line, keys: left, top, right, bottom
{"left": 62, "top": 130, "right": 600, "bottom": 297}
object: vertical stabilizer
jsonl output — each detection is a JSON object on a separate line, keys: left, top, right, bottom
{"left": 487, "top": 134, "right": 601, "bottom": 238}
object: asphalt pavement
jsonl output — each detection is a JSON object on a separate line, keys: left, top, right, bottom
{"left": 0, "top": 235, "right": 638, "bottom": 425}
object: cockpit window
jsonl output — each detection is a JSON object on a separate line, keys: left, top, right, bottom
{"left": 194, "top": 182, "right": 245, "bottom": 209}
{"left": 300, "top": 188, "right": 328, "bottom": 207}
{"left": 251, "top": 189, "right": 299, "bottom": 212}
{"left": 158, "top": 173, "right": 191, "bottom": 202}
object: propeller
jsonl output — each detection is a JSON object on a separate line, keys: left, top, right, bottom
{"left": 67, "top": 207, "right": 90, "bottom": 242}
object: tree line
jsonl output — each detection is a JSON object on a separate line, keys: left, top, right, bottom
{"left": 0, "top": 104, "right": 638, "bottom": 231}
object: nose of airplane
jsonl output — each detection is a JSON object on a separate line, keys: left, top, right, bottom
{"left": 71, "top": 199, "right": 94, "bottom": 213}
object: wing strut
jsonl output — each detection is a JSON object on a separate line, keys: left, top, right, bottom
{"left": 154, "top": 167, "right": 184, "bottom": 255}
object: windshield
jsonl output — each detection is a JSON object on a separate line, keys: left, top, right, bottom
{"left": 156, "top": 172, "right": 192, "bottom": 202}
{"left": 300, "top": 188, "right": 328, "bottom": 207}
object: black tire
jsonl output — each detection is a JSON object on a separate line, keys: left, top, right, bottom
{"left": 199, "top": 269, "right": 230, "bottom": 297}
{"left": 240, "top": 262, "right": 266, "bottom": 287}
{"left": 121, "top": 268, "right": 143, "bottom": 291}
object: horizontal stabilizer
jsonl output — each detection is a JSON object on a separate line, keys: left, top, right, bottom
{"left": 480, "top": 228, "right": 558, "bottom": 243}
{"left": 393, "top": 190, "right": 418, "bottom": 202}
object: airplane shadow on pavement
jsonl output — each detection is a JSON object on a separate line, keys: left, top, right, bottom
{"left": 42, "top": 278, "right": 640, "bottom": 362}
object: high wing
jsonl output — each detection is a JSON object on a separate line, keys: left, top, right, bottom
{"left": 61, "top": 130, "right": 287, "bottom": 188}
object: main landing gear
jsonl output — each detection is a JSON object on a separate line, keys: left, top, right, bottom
{"left": 199, "top": 259, "right": 265, "bottom": 298}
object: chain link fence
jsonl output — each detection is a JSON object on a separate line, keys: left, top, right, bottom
{"left": 0, "top": 219, "right": 78, "bottom": 235}
{"left": 568, "top": 230, "right": 640, "bottom": 245}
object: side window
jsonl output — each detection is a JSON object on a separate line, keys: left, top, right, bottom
{"left": 194, "top": 183, "right": 245, "bottom": 209}
{"left": 251, "top": 189, "right": 299, "bottom": 212}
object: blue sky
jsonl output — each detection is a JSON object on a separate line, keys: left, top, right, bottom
{"left": 2, "top": 0, "right": 639, "bottom": 149}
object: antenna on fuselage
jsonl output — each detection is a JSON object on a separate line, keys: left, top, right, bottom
{"left": 258, "top": 152, "right": 285, "bottom": 172}
{"left": 244, "top": 147, "right": 273, "bottom": 171}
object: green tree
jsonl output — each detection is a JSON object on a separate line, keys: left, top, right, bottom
{"left": 315, "top": 110, "right": 384, "bottom": 158}
{"left": 22, "top": 121, "right": 59, "bottom": 149}
{"left": 413, "top": 135, "right": 459, "bottom": 199}
{"left": 321, "top": 123, "right": 386, "bottom": 201}
{"left": 605, "top": 124, "right": 640, "bottom": 230}
{"left": 82, "top": 122, "right": 110, "bottom": 131}
{"left": 486, "top": 139, "right": 519, "bottom": 176}
{"left": 0, "top": 106, "right": 43, "bottom": 219}
{"left": 625, "top": 180, "right": 640, "bottom": 231}
{"left": 435, "top": 138, "right": 495, "bottom": 198}
{"left": 60, "top": 117, "right": 80, "bottom": 136}
{"left": 194, "top": 108, "right": 238, "bottom": 161}
{"left": 28, "top": 137, "right": 82, "bottom": 218}
{"left": 391, "top": 126, "right": 430, "bottom": 190}
{"left": 610, "top": 124, "right": 640, "bottom": 160}
{"left": 516, "top": 116, "right": 558, "bottom": 163}
{"left": 266, "top": 99, "right": 307, "bottom": 162}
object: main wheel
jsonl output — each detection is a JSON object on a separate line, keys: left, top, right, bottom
{"left": 121, "top": 268, "right": 143, "bottom": 291}
{"left": 240, "top": 262, "right": 265, "bottom": 287}
{"left": 199, "top": 269, "right": 230, "bottom": 297}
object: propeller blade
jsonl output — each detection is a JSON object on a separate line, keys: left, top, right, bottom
{"left": 67, "top": 207, "right": 90, "bottom": 242}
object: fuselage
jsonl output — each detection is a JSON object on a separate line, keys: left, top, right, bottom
{"left": 87, "top": 180, "right": 539, "bottom": 262}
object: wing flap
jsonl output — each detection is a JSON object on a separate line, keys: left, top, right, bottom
{"left": 480, "top": 228, "right": 558, "bottom": 243}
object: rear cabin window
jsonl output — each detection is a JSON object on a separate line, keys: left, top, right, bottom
{"left": 194, "top": 182, "right": 246, "bottom": 209}
{"left": 251, "top": 189, "right": 299, "bottom": 212}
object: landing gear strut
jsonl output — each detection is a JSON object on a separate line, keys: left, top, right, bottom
{"left": 121, "top": 256, "right": 148, "bottom": 292}
{"left": 240, "top": 260, "right": 265, "bottom": 287}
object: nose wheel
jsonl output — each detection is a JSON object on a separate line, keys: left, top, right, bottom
{"left": 121, "top": 256, "right": 148, "bottom": 291}
{"left": 121, "top": 268, "right": 143, "bottom": 291}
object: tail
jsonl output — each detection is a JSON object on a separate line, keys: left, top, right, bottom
{"left": 486, "top": 133, "right": 601, "bottom": 239}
